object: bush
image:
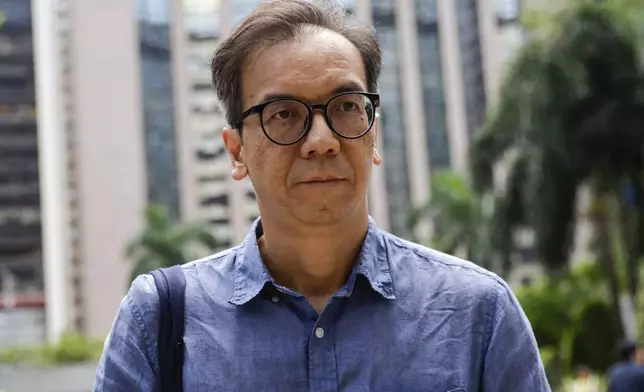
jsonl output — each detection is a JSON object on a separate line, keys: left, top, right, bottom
{"left": 0, "top": 332, "right": 104, "bottom": 366}
{"left": 516, "top": 261, "right": 621, "bottom": 377}
{"left": 540, "top": 346, "right": 565, "bottom": 386}
{"left": 43, "top": 332, "right": 104, "bottom": 364}
{"left": 0, "top": 346, "right": 42, "bottom": 365}
{"left": 572, "top": 300, "right": 621, "bottom": 371}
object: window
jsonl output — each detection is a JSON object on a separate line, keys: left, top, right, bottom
{"left": 138, "top": 0, "right": 181, "bottom": 220}
{"left": 415, "top": 0, "right": 437, "bottom": 24}
{"left": 209, "top": 218, "right": 230, "bottom": 225}
{"left": 457, "top": 0, "right": 487, "bottom": 136}
{"left": 198, "top": 175, "right": 227, "bottom": 183}
{"left": 200, "top": 194, "right": 229, "bottom": 207}
{"left": 497, "top": 0, "right": 520, "bottom": 23}
{"left": 193, "top": 83, "right": 212, "bottom": 91}
{"left": 196, "top": 146, "right": 226, "bottom": 161}
{"left": 416, "top": 0, "right": 451, "bottom": 170}
{"left": 373, "top": 8, "right": 411, "bottom": 238}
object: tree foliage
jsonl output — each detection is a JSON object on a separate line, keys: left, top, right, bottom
{"left": 515, "top": 261, "right": 621, "bottom": 382}
{"left": 126, "top": 204, "right": 221, "bottom": 283}
{"left": 471, "top": 2, "right": 644, "bottom": 274}
{"left": 406, "top": 170, "right": 513, "bottom": 275}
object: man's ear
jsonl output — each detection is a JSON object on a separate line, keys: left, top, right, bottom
{"left": 373, "top": 113, "right": 382, "bottom": 166}
{"left": 222, "top": 127, "right": 248, "bottom": 181}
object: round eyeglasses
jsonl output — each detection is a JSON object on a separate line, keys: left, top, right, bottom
{"left": 235, "top": 92, "right": 380, "bottom": 146}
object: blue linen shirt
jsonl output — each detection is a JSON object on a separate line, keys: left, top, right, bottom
{"left": 94, "top": 217, "right": 550, "bottom": 391}
{"left": 607, "top": 361, "right": 644, "bottom": 392}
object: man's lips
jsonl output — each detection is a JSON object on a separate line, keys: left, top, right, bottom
{"left": 297, "top": 177, "right": 346, "bottom": 185}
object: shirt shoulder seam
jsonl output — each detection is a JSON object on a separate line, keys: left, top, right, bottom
{"left": 483, "top": 282, "right": 501, "bottom": 362}
{"left": 182, "top": 245, "right": 239, "bottom": 269}
{"left": 384, "top": 231, "right": 503, "bottom": 284}
{"left": 125, "top": 293, "right": 156, "bottom": 368}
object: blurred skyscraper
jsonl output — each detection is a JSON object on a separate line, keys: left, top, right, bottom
{"left": 138, "top": 0, "right": 182, "bottom": 222}
{"left": 176, "top": 0, "right": 260, "bottom": 248}
{"left": 30, "top": 0, "right": 146, "bottom": 341}
{"left": 0, "top": 0, "right": 44, "bottom": 346}
{"left": 14, "top": 0, "right": 528, "bottom": 343}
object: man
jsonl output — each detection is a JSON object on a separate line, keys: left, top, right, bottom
{"left": 94, "top": 1, "right": 550, "bottom": 390}
{"left": 567, "top": 365, "right": 601, "bottom": 392}
{"left": 607, "top": 340, "right": 644, "bottom": 392}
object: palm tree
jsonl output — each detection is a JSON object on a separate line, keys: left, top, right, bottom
{"left": 406, "top": 170, "right": 512, "bottom": 276}
{"left": 126, "top": 204, "right": 221, "bottom": 283}
{"left": 471, "top": 2, "right": 644, "bottom": 323}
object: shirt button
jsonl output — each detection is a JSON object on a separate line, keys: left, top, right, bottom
{"left": 271, "top": 296, "right": 279, "bottom": 303}
{"left": 315, "top": 327, "right": 325, "bottom": 339}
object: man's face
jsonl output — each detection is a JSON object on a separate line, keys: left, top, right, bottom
{"left": 635, "top": 347, "right": 644, "bottom": 364}
{"left": 223, "top": 29, "right": 381, "bottom": 225}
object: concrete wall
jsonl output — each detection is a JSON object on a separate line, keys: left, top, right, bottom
{"left": 69, "top": 0, "right": 145, "bottom": 338}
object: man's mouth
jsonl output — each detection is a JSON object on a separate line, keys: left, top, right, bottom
{"left": 299, "top": 177, "right": 346, "bottom": 185}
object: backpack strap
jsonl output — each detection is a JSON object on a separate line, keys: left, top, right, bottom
{"left": 150, "top": 265, "right": 186, "bottom": 392}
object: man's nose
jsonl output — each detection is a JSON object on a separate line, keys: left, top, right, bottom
{"left": 300, "top": 112, "right": 340, "bottom": 158}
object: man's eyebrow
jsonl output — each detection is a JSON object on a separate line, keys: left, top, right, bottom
{"left": 258, "top": 92, "right": 299, "bottom": 104}
{"left": 330, "top": 82, "right": 367, "bottom": 95}
{"left": 257, "top": 82, "right": 368, "bottom": 105}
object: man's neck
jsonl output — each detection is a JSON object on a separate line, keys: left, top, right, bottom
{"left": 257, "top": 208, "right": 369, "bottom": 306}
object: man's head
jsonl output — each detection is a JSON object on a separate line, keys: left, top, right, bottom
{"left": 619, "top": 340, "right": 644, "bottom": 364}
{"left": 212, "top": 0, "right": 382, "bottom": 226}
{"left": 575, "top": 365, "right": 591, "bottom": 379}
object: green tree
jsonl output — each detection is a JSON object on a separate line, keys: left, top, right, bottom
{"left": 516, "top": 261, "right": 621, "bottom": 383}
{"left": 126, "top": 204, "right": 221, "bottom": 283}
{"left": 406, "top": 170, "right": 513, "bottom": 276}
{"left": 471, "top": 1, "right": 644, "bottom": 304}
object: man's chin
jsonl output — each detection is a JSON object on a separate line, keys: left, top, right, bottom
{"left": 290, "top": 205, "right": 353, "bottom": 226}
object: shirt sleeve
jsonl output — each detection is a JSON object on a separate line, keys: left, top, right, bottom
{"left": 93, "top": 275, "right": 160, "bottom": 392}
{"left": 482, "top": 280, "right": 552, "bottom": 392}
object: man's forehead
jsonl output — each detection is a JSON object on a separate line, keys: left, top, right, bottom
{"left": 241, "top": 31, "right": 367, "bottom": 104}
{"left": 246, "top": 30, "right": 363, "bottom": 73}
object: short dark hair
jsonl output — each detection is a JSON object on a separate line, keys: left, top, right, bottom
{"left": 619, "top": 340, "right": 640, "bottom": 361}
{"left": 211, "top": 0, "right": 382, "bottom": 129}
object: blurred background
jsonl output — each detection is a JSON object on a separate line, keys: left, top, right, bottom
{"left": 0, "top": 0, "right": 643, "bottom": 390}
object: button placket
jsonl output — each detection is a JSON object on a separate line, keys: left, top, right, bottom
{"left": 307, "top": 301, "right": 340, "bottom": 392}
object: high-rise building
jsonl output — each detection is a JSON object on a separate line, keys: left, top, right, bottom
{"left": 339, "top": 0, "right": 485, "bottom": 237}
{"left": 30, "top": 0, "right": 146, "bottom": 341}
{"left": 0, "top": 0, "right": 44, "bottom": 346}
{"left": 181, "top": 0, "right": 254, "bottom": 246}
{"left": 138, "top": 0, "right": 182, "bottom": 222}
{"left": 21, "top": 0, "right": 531, "bottom": 343}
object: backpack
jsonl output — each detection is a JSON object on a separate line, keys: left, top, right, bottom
{"left": 150, "top": 265, "right": 186, "bottom": 392}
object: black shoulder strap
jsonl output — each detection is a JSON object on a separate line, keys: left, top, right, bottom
{"left": 150, "top": 265, "right": 186, "bottom": 392}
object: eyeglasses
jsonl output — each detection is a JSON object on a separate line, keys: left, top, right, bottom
{"left": 235, "top": 92, "right": 380, "bottom": 146}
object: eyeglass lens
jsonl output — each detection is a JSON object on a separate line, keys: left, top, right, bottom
{"left": 261, "top": 93, "right": 375, "bottom": 145}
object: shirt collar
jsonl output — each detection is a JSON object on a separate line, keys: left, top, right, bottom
{"left": 229, "top": 216, "right": 396, "bottom": 305}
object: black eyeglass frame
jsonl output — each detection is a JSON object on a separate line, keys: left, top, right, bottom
{"left": 234, "top": 91, "right": 380, "bottom": 146}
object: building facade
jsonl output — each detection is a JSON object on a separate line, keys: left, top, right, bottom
{"left": 138, "top": 1, "right": 182, "bottom": 222}
{"left": 31, "top": 0, "right": 146, "bottom": 341}
{"left": 21, "top": 0, "right": 530, "bottom": 343}
{"left": 0, "top": 0, "right": 45, "bottom": 346}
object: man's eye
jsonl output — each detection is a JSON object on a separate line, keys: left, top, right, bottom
{"left": 341, "top": 102, "right": 358, "bottom": 111}
{"left": 274, "top": 110, "right": 294, "bottom": 119}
